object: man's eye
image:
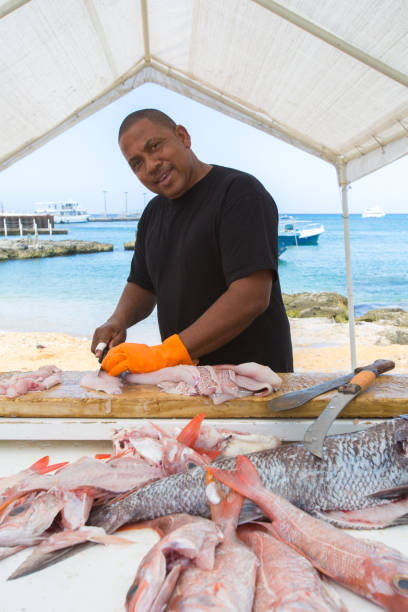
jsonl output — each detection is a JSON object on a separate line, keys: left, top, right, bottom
{"left": 131, "top": 160, "right": 142, "bottom": 170}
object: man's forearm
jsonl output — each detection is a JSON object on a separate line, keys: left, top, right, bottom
{"left": 110, "top": 282, "right": 157, "bottom": 329}
{"left": 179, "top": 270, "right": 272, "bottom": 359}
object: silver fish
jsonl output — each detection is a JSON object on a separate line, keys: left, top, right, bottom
{"left": 9, "top": 417, "right": 408, "bottom": 579}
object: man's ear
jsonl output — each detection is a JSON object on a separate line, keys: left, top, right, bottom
{"left": 175, "top": 125, "right": 191, "bottom": 148}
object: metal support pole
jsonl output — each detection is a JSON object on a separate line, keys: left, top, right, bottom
{"left": 103, "top": 190, "right": 108, "bottom": 219}
{"left": 18, "top": 218, "right": 23, "bottom": 236}
{"left": 3, "top": 218, "right": 7, "bottom": 238}
{"left": 337, "top": 164, "right": 357, "bottom": 369}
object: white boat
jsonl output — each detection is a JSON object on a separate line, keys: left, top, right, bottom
{"left": 34, "top": 200, "right": 89, "bottom": 223}
{"left": 362, "top": 206, "right": 386, "bottom": 218}
{"left": 278, "top": 216, "right": 325, "bottom": 246}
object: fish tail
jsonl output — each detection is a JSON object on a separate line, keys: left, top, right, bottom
{"left": 177, "top": 413, "right": 206, "bottom": 447}
{"left": 206, "top": 455, "right": 262, "bottom": 502}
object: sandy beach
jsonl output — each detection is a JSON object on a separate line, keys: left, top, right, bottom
{"left": 1, "top": 318, "right": 407, "bottom": 374}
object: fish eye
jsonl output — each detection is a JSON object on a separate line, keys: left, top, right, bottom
{"left": 9, "top": 504, "right": 28, "bottom": 516}
{"left": 392, "top": 574, "right": 408, "bottom": 595}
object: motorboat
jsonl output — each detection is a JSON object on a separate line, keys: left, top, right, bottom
{"left": 362, "top": 206, "right": 386, "bottom": 218}
{"left": 34, "top": 200, "right": 89, "bottom": 223}
{"left": 278, "top": 216, "right": 325, "bottom": 246}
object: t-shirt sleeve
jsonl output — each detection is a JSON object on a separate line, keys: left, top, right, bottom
{"left": 127, "top": 210, "right": 155, "bottom": 292}
{"left": 218, "top": 176, "right": 279, "bottom": 285}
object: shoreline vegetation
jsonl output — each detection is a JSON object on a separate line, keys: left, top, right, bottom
{"left": 1, "top": 293, "right": 407, "bottom": 374}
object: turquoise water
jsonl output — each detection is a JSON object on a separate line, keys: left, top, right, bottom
{"left": 1, "top": 215, "right": 407, "bottom": 338}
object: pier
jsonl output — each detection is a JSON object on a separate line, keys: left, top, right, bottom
{"left": 0, "top": 213, "right": 63, "bottom": 236}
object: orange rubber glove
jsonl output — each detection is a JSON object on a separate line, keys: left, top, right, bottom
{"left": 101, "top": 334, "right": 193, "bottom": 377}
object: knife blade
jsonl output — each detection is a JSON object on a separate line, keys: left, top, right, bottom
{"left": 267, "top": 359, "right": 394, "bottom": 412}
{"left": 303, "top": 359, "right": 395, "bottom": 458}
{"left": 95, "top": 342, "right": 109, "bottom": 377}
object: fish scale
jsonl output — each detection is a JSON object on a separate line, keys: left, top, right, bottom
{"left": 90, "top": 418, "right": 408, "bottom": 534}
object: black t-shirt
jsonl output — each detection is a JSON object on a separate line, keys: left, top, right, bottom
{"left": 128, "top": 165, "right": 293, "bottom": 372}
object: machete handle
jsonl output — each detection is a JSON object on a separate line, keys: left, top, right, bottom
{"left": 354, "top": 359, "right": 395, "bottom": 375}
{"left": 338, "top": 370, "right": 376, "bottom": 394}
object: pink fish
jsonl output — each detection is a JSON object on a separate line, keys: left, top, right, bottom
{"left": 167, "top": 478, "right": 257, "bottom": 610}
{"left": 0, "top": 491, "right": 64, "bottom": 547}
{"left": 125, "top": 515, "right": 223, "bottom": 611}
{"left": 207, "top": 456, "right": 408, "bottom": 612}
{"left": 239, "top": 523, "right": 346, "bottom": 611}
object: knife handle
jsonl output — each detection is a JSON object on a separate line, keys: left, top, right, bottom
{"left": 338, "top": 370, "right": 376, "bottom": 394}
{"left": 354, "top": 359, "right": 395, "bottom": 375}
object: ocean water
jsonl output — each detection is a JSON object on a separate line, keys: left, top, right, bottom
{"left": 0, "top": 215, "right": 407, "bottom": 340}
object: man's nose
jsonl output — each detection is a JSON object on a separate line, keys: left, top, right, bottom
{"left": 145, "top": 156, "right": 161, "bottom": 176}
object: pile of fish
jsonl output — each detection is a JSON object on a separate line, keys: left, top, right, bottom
{"left": 0, "top": 415, "right": 279, "bottom": 568}
{"left": 0, "top": 366, "right": 62, "bottom": 398}
{"left": 3, "top": 417, "right": 408, "bottom": 611}
{"left": 81, "top": 362, "right": 282, "bottom": 404}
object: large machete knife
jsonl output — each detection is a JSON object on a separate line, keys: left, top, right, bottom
{"left": 267, "top": 359, "right": 393, "bottom": 412}
{"left": 303, "top": 359, "right": 395, "bottom": 459}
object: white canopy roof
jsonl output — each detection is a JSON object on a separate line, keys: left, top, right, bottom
{"left": 1, "top": 0, "right": 408, "bottom": 183}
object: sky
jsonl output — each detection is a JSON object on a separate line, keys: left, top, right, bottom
{"left": 1, "top": 82, "right": 407, "bottom": 216}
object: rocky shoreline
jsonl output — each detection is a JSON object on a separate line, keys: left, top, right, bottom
{"left": 283, "top": 292, "right": 408, "bottom": 344}
{"left": 0, "top": 239, "right": 113, "bottom": 261}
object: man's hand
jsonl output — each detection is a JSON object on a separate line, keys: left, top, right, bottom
{"left": 91, "top": 320, "right": 127, "bottom": 358}
{"left": 102, "top": 334, "right": 193, "bottom": 377}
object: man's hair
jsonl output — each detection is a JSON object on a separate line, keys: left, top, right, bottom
{"left": 118, "top": 109, "right": 177, "bottom": 142}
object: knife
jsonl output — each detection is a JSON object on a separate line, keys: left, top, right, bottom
{"left": 95, "top": 342, "right": 109, "bottom": 377}
{"left": 267, "top": 360, "right": 394, "bottom": 412}
{"left": 303, "top": 359, "right": 395, "bottom": 458}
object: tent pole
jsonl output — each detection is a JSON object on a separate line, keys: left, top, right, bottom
{"left": 337, "top": 163, "right": 357, "bottom": 369}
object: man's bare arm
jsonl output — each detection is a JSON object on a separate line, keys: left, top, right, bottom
{"left": 91, "top": 282, "right": 156, "bottom": 354}
{"left": 179, "top": 269, "right": 273, "bottom": 360}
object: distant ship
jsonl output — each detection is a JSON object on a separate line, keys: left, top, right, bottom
{"left": 34, "top": 201, "right": 89, "bottom": 223}
{"left": 362, "top": 206, "right": 386, "bottom": 218}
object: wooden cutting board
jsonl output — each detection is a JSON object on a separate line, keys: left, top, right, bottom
{"left": 0, "top": 371, "right": 407, "bottom": 418}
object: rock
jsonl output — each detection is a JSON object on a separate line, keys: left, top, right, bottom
{"left": 0, "top": 239, "right": 113, "bottom": 260}
{"left": 124, "top": 240, "right": 135, "bottom": 251}
{"left": 381, "top": 329, "right": 408, "bottom": 345}
{"left": 283, "top": 292, "right": 348, "bottom": 322}
{"left": 357, "top": 308, "right": 408, "bottom": 327}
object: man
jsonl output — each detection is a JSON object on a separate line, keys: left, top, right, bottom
{"left": 92, "top": 109, "right": 293, "bottom": 376}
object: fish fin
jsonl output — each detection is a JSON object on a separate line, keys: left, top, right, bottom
{"left": 206, "top": 455, "right": 262, "bottom": 502}
{"left": 29, "top": 455, "right": 69, "bottom": 474}
{"left": 313, "top": 497, "right": 408, "bottom": 529}
{"left": 368, "top": 484, "right": 408, "bottom": 500}
{"left": 94, "top": 453, "right": 112, "bottom": 460}
{"left": 177, "top": 413, "right": 206, "bottom": 447}
{"left": 8, "top": 541, "right": 94, "bottom": 580}
{"left": 30, "top": 455, "right": 49, "bottom": 472}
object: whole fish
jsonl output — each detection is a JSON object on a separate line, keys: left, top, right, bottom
{"left": 9, "top": 417, "right": 408, "bottom": 579}
{"left": 124, "top": 515, "right": 223, "bottom": 611}
{"left": 167, "top": 485, "right": 257, "bottom": 611}
{"left": 207, "top": 456, "right": 408, "bottom": 612}
{"left": 238, "top": 523, "right": 346, "bottom": 611}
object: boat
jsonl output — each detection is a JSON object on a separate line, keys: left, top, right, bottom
{"left": 278, "top": 237, "right": 287, "bottom": 258}
{"left": 362, "top": 206, "right": 386, "bottom": 218}
{"left": 278, "top": 216, "right": 325, "bottom": 246}
{"left": 34, "top": 200, "right": 89, "bottom": 223}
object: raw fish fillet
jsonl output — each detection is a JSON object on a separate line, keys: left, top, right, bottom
{"left": 80, "top": 370, "right": 123, "bottom": 394}
{"left": 126, "top": 362, "right": 281, "bottom": 404}
{"left": 0, "top": 365, "right": 62, "bottom": 398}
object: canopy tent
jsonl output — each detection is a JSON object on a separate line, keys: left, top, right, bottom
{"left": 1, "top": 0, "right": 408, "bottom": 366}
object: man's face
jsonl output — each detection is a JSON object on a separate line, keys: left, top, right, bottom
{"left": 119, "top": 119, "right": 197, "bottom": 199}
